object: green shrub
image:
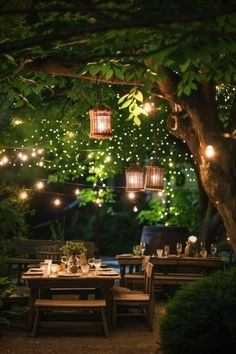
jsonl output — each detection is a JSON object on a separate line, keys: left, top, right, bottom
{"left": 160, "top": 268, "right": 236, "bottom": 354}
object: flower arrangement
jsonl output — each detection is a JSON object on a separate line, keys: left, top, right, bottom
{"left": 185, "top": 235, "right": 197, "bottom": 257}
{"left": 60, "top": 241, "right": 87, "bottom": 257}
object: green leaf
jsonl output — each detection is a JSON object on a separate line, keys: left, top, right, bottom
{"left": 114, "top": 67, "right": 125, "bottom": 80}
{"left": 3, "top": 54, "right": 15, "bottom": 63}
{"left": 88, "top": 65, "right": 100, "bottom": 76}
{"left": 105, "top": 69, "right": 113, "bottom": 80}
{"left": 126, "top": 113, "right": 134, "bottom": 121}
{"left": 14, "top": 100, "right": 24, "bottom": 108}
{"left": 134, "top": 116, "right": 141, "bottom": 126}
{"left": 180, "top": 59, "right": 190, "bottom": 72}
{"left": 121, "top": 99, "right": 132, "bottom": 109}
{"left": 118, "top": 94, "right": 129, "bottom": 104}
{"left": 134, "top": 90, "right": 143, "bottom": 102}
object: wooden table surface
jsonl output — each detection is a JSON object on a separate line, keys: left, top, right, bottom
{"left": 116, "top": 255, "right": 225, "bottom": 284}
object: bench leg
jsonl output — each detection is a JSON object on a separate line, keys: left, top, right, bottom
{"left": 101, "top": 308, "right": 109, "bottom": 338}
{"left": 112, "top": 302, "right": 117, "bottom": 328}
{"left": 32, "top": 308, "right": 40, "bottom": 337}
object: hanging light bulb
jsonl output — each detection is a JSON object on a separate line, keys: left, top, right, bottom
{"left": 128, "top": 192, "right": 136, "bottom": 200}
{"left": 53, "top": 198, "right": 61, "bottom": 206}
{"left": 35, "top": 181, "right": 44, "bottom": 190}
{"left": 205, "top": 145, "right": 215, "bottom": 158}
{"left": 74, "top": 188, "right": 80, "bottom": 196}
{"left": 19, "top": 191, "right": 28, "bottom": 200}
{"left": 89, "top": 107, "right": 112, "bottom": 140}
{"left": 145, "top": 165, "right": 165, "bottom": 191}
{"left": 125, "top": 163, "right": 144, "bottom": 192}
{"left": 133, "top": 205, "right": 138, "bottom": 212}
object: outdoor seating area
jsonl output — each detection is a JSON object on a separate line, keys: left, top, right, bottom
{"left": 1, "top": 2, "right": 236, "bottom": 354}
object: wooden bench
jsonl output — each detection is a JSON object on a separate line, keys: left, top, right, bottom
{"left": 7, "top": 239, "right": 96, "bottom": 284}
{"left": 124, "top": 272, "right": 203, "bottom": 291}
{"left": 32, "top": 299, "right": 109, "bottom": 338}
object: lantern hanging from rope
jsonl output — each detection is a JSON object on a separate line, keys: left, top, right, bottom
{"left": 145, "top": 164, "right": 165, "bottom": 191}
{"left": 125, "top": 163, "right": 145, "bottom": 192}
{"left": 89, "top": 106, "right": 112, "bottom": 140}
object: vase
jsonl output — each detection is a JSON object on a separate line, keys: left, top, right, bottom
{"left": 68, "top": 256, "right": 77, "bottom": 273}
{"left": 184, "top": 242, "right": 195, "bottom": 257}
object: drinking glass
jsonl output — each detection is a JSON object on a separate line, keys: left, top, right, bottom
{"left": 156, "top": 249, "right": 163, "bottom": 258}
{"left": 140, "top": 242, "right": 146, "bottom": 256}
{"left": 200, "top": 248, "right": 207, "bottom": 258}
{"left": 176, "top": 242, "right": 182, "bottom": 257}
{"left": 88, "top": 258, "right": 95, "bottom": 269}
{"left": 81, "top": 264, "right": 90, "bottom": 275}
{"left": 164, "top": 245, "right": 170, "bottom": 257}
{"left": 94, "top": 258, "right": 102, "bottom": 274}
{"left": 210, "top": 243, "right": 217, "bottom": 257}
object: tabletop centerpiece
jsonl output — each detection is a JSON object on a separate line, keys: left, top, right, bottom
{"left": 60, "top": 241, "right": 87, "bottom": 273}
{"left": 184, "top": 235, "right": 197, "bottom": 257}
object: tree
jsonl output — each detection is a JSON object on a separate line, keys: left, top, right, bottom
{"left": 0, "top": 1, "right": 236, "bottom": 252}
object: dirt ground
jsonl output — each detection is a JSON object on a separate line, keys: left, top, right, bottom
{"left": 0, "top": 302, "right": 166, "bottom": 354}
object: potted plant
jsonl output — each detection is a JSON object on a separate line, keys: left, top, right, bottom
{"left": 60, "top": 241, "right": 87, "bottom": 273}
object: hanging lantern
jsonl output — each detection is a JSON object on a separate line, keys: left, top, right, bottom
{"left": 145, "top": 164, "right": 165, "bottom": 191}
{"left": 89, "top": 107, "right": 112, "bottom": 140}
{"left": 125, "top": 163, "right": 144, "bottom": 192}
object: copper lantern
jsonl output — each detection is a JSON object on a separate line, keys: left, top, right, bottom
{"left": 125, "top": 163, "right": 145, "bottom": 192}
{"left": 89, "top": 107, "right": 112, "bottom": 140}
{"left": 144, "top": 164, "right": 165, "bottom": 191}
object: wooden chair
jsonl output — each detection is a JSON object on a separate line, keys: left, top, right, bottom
{"left": 112, "top": 262, "right": 155, "bottom": 331}
{"left": 32, "top": 299, "right": 109, "bottom": 337}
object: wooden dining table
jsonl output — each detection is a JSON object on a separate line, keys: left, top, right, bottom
{"left": 116, "top": 254, "right": 225, "bottom": 286}
{"left": 22, "top": 270, "right": 120, "bottom": 330}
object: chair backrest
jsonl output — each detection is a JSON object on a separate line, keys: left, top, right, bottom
{"left": 144, "top": 262, "right": 154, "bottom": 295}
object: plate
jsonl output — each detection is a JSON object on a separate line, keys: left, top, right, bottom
{"left": 57, "top": 271, "right": 80, "bottom": 277}
{"left": 23, "top": 271, "right": 43, "bottom": 276}
{"left": 98, "top": 271, "right": 119, "bottom": 276}
{"left": 28, "top": 268, "right": 43, "bottom": 272}
{"left": 98, "top": 267, "right": 113, "bottom": 271}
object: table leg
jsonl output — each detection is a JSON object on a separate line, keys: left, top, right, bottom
{"left": 27, "top": 288, "right": 38, "bottom": 331}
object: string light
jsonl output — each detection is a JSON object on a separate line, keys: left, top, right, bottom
{"left": 133, "top": 205, "right": 138, "bottom": 212}
{"left": 19, "top": 191, "right": 28, "bottom": 200}
{"left": 205, "top": 145, "right": 215, "bottom": 158}
{"left": 128, "top": 192, "right": 136, "bottom": 200}
{"left": 74, "top": 188, "right": 80, "bottom": 196}
{"left": 0, "top": 156, "right": 9, "bottom": 165}
{"left": 35, "top": 181, "right": 44, "bottom": 190}
{"left": 53, "top": 198, "right": 61, "bottom": 206}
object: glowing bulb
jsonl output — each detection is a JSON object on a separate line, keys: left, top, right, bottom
{"left": 88, "top": 153, "right": 93, "bottom": 159}
{"left": 133, "top": 206, "right": 138, "bottom": 212}
{"left": 128, "top": 192, "right": 136, "bottom": 200}
{"left": 0, "top": 156, "right": 9, "bottom": 165}
{"left": 143, "top": 102, "right": 155, "bottom": 113}
{"left": 105, "top": 156, "right": 112, "bottom": 162}
{"left": 31, "top": 151, "right": 36, "bottom": 157}
{"left": 169, "top": 162, "right": 174, "bottom": 168}
{"left": 18, "top": 153, "right": 28, "bottom": 161}
{"left": 96, "top": 198, "right": 101, "bottom": 204}
{"left": 37, "top": 149, "right": 43, "bottom": 155}
{"left": 66, "top": 131, "right": 74, "bottom": 138}
{"left": 158, "top": 191, "right": 163, "bottom": 197}
{"left": 20, "top": 191, "right": 28, "bottom": 200}
{"left": 53, "top": 198, "right": 61, "bottom": 206}
{"left": 12, "top": 118, "right": 23, "bottom": 126}
{"left": 205, "top": 145, "right": 215, "bottom": 158}
{"left": 74, "top": 188, "right": 80, "bottom": 196}
{"left": 36, "top": 181, "right": 44, "bottom": 190}
{"left": 38, "top": 161, "right": 44, "bottom": 166}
